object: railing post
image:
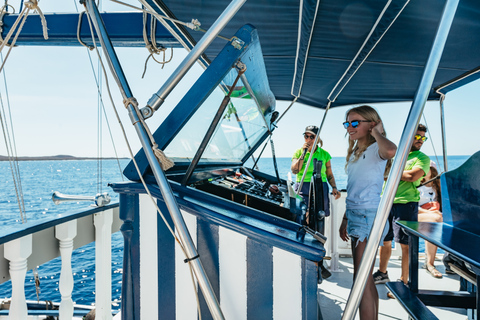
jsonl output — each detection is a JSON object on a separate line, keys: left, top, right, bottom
{"left": 55, "top": 220, "right": 77, "bottom": 319}
{"left": 119, "top": 193, "right": 136, "bottom": 320}
{"left": 94, "top": 210, "right": 113, "bottom": 320}
{"left": 4, "top": 234, "right": 32, "bottom": 320}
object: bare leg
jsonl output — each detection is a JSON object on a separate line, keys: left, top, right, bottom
{"left": 352, "top": 238, "right": 379, "bottom": 320}
{"left": 378, "top": 241, "right": 391, "bottom": 273}
{"left": 418, "top": 212, "right": 442, "bottom": 266}
{"left": 400, "top": 243, "right": 409, "bottom": 284}
{"left": 425, "top": 241, "right": 438, "bottom": 266}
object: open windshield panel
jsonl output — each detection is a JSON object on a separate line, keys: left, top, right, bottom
{"left": 163, "top": 30, "right": 275, "bottom": 167}
{"left": 124, "top": 24, "right": 309, "bottom": 227}
{"left": 123, "top": 24, "right": 275, "bottom": 182}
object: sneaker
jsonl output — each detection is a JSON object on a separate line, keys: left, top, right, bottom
{"left": 373, "top": 270, "right": 390, "bottom": 284}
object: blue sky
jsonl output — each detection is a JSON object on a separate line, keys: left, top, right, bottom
{"left": 1, "top": 0, "right": 479, "bottom": 160}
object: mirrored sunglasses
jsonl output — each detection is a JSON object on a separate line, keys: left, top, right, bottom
{"left": 414, "top": 134, "right": 428, "bottom": 142}
{"left": 343, "top": 120, "right": 371, "bottom": 129}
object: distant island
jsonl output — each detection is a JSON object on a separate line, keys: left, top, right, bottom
{"left": 0, "top": 155, "right": 129, "bottom": 161}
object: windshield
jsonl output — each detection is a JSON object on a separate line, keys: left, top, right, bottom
{"left": 164, "top": 68, "right": 268, "bottom": 162}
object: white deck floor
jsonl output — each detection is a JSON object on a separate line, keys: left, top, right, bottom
{"left": 319, "top": 255, "right": 469, "bottom": 320}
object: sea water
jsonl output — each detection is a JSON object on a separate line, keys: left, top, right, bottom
{"left": 0, "top": 155, "right": 470, "bottom": 308}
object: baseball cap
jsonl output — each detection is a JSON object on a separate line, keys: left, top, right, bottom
{"left": 304, "top": 125, "right": 318, "bottom": 135}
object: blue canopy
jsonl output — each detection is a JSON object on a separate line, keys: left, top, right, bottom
{"left": 145, "top": 0, "right": 480, "bottom": 108}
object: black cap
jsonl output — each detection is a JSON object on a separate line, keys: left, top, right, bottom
{"left": 304, "top": 125, "right": 318, "bottom": 135}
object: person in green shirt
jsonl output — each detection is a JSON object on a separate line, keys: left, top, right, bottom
{"left": 373, "top": 124, "right": 431, "bottom": 295}
{"left": 291, "top": 125, "right": 341, "bottom": 216}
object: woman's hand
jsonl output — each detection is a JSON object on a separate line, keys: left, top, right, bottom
{"left": 332, "top": 188, "right": 341, "bottom": 200}
{"left": 370, "top": 120, "right": 385, "bottom": 137}
{"left": 339, "top": 219, "right": 349, "bottom": 242}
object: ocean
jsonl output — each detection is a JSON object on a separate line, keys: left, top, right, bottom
{"left": 0, "top": 155, "right": 470, "bottom": 308}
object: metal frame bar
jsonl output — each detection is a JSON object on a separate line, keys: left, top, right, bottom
{"left": 342, "top": 0, "right": 460, "bottom": 318}
{"left": 141, "top": 0, "right": 247, "bottom": 117}
{"left": 296, "top": 101, "right": 331, "bottom": 197}
{"left": 440, "top": 95, "right": 448, "bottom": 171}
{"left": 83, "top": 1, "right": 225, "bottom": 319}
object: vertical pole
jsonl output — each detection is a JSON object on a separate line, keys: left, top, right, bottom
{"left": 83, "top": 1, "right": 225, "bottom": 319}
{"left": 94, "top": 211, "right": 113, "bottom": 320}
{"left": 439, "top": 95, "right": 448, "bottom": 171}
{"left": 342, "top": 0, "right": 459, "bottom": 318}
{"left": 296, "top": 102, "right": 331, "bottom": 196}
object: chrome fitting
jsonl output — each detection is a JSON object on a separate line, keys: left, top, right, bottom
{"left": 231, "top": 37, "right": 245, "bottom": 50}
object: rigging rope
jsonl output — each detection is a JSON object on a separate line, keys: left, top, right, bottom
{"left": 111, "top": 0, "right": 231, "bottom": 41}
{"left": 97, "top": 57, "right": 103, "bottom": 193}
{"left": 83, "top": 6, "right": 202, "bottom": 313}
{"left": 141, "top": 9, "right": 173, "bottom": 78}
{"left": 0, "top": 52, "right": 26, "bottom": 223}
{"left": 0, "top": 0, "right": 48, "bottom": 74}
{"left": 84, "top": 0, "right": 196, "bottom": 273}
{"left": 421, "top": 112, "right": 442, "bottom": 172}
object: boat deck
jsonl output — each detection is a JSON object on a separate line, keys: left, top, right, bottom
{"left": 320, "top": 255, "right": 468, "bottom": 319}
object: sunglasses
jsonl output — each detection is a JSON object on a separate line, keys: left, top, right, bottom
{"left": 414, "top": 134, "right": 428, "bottom": 142}
{"left": 343, "top": 120, "right": 371, "bottom": 129}
{"left": 304, "top": 134, "right": 315, "bottom": 140}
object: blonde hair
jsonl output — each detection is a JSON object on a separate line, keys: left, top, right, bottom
{"left": 345, "top": 105, "right": 392, "bottom": 178}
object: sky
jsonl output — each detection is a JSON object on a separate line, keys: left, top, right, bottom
{"left": 1, "top": 0, "right": 479, "bottom": 161}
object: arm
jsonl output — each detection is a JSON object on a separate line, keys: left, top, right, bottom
{"left": 371, "top": 121, "right": 397, "bottom": 160}
{"left": 291, "top": 158, "right": 304, "bottom": 174}
{"left": 339, "top": 212, "right": 349, "bottom": 242}
{"left": 291, "top": 142, "right": 310, "bottom": 174}
{"left": 401, "top": 167, "right": 425, "bottom": 182}
{"left": 325, "top": 160, "right": 341, "bottom": 199}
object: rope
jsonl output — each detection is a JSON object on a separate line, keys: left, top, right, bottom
{"left": 24, "top": 0, "right": 48, "bottom": 40}
{"left": 141, "top": 10, "right": 173, "bottom": 78}
{"left": 421, "top": 112, "right": 442, "bottom": 172}
{"left": 84, "top": 2, "right": 185, "bottom": 256}
{"left": 97, "top": 58, "right": 103, "bottom": 193}
{"left": 0, "top": 0, "right": 48, "bottom": 75}
{"left": 112, "top": 0, "right": 232, "bottom": 42}
{"left": 0, "top": 52, "right": 26, "bottom": 223}
{"left": 83, "top": 7, "right": 203, "bottom": 313}
{"left": 77, "top": 11, "right": 94, "bottom": 50}
{"left": 0, "top": 3, "right": 16, "bottom": 47}
{"left": 84, "top": 49, "right": 124, "bottom": 181}
{"left": 123, "top": 97, "right": 175, "bottom": 171}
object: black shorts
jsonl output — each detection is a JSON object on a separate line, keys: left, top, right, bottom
{"left": 384, "top": 202, "right": 418, "bottom": 245}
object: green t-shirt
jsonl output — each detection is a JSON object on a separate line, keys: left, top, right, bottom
{"left": 292, "top": 147, "right": 331, "bottom": 183}
{"left": 394, "top": 151, "right": 430, "bottom": 204}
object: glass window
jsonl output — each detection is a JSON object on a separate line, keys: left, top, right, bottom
{"left": 164, "top": 68, "right": 268, "bottom": 162}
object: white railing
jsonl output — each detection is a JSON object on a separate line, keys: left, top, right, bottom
{"left": 0, "top": 204, "right": 120, "bottom": 319}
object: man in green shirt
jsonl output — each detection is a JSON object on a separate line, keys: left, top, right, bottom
{"left": 373, "top": 124, "right": 430, "bottom": 290}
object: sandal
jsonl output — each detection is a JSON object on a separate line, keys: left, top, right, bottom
{"left": 426, "top": 264, "right": 443, "bottom": 279}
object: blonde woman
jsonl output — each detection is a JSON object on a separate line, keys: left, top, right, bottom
{"left": 339, "top": 105, "right": 397, "bottom": 320}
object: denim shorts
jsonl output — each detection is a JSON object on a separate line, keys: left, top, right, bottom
{"left": 384, "top": 202, "right": 418, "bottom": 245}
{"left": 346, "top": 208, "right": 388, "bottom": 245}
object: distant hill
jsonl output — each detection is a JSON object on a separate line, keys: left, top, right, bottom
{"left": 0, "top": 155, "right": 128, "bottom": 161}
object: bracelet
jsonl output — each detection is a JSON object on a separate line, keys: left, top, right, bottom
{"left": 332, "top": 187, "right": 337, "bottom": 189}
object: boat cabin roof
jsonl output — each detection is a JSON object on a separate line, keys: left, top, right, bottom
{"left": 147, "top": 0, "right": 480, "bottom": 109}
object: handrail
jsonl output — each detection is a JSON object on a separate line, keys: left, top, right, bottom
{"left": 0, "top": 203, "right": 119, "bottom": 245}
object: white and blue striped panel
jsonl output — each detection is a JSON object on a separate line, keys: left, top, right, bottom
{"left": 135, "top": 194, "right": 319, "bottom": 319}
